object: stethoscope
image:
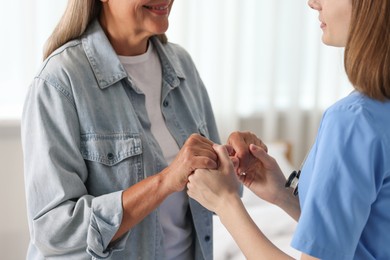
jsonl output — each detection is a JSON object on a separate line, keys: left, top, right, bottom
{"left": 285, "top": 146, "right": 314, "bottom": 196}
{"left": 285, "top": 170, "right": 301, "bottom": 196}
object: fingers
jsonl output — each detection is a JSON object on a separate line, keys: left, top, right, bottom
{"left": 226, "top": 132, "right": 272, "bottom": 183}
{"left": 188, "top": 133, "right": 214, "bottom": 145}
{"left": 187, "top": 149, "right": 239, "bottom": 211}
{"left": 228, "top": 130, "right": 267, "bottom": 151}
{"left": 227, "top": 132, "right": 250, "bottom": 173}
{"left": 230, "top": 157, "right": 239, "bottom": 170}
{"left": 187, "top": 168, "right": 211, "bottom": 198}
{"left": 212, "top": 144, "right": 234, "bottom": 172}
{"left": 227, "top": 131, "right": 263, "bottom": 174}
{"left": 227, "top": 131, "right": 249, "bottom": 156}
{"left": 225, "top": 144, "right": 235, "bottom": 156}
{"left": 249, "top": 144, "right": 274, "bottom": 167}
{"left": 183, "top": 134, "right": 218, "bottom": 169}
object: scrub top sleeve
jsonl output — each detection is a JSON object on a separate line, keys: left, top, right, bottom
{"left": 291, "top": 107, "right": 380, "bottom": 259}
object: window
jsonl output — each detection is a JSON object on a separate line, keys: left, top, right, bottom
{"left": 0, "top": 0, "right": 67, "bottom": 119}
{"left": 1, "top": 0, "right": 353, "bottom": 163}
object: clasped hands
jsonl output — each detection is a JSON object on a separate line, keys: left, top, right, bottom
{"left": 179, "top": 131, "right": 287, "bottom": 215}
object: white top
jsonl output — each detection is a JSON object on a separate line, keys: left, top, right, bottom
{"left": 118, "top": 42, "right": 193, "bottom": 259}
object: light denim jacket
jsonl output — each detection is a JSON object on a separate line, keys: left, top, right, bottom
{"left": 22, "top": 20, "right": 220, "bottom": 260}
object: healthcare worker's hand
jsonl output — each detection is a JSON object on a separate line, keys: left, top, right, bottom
{"left": 164, "top": 134, "right": 218, "bottom": 192}
{"left": 227, "top": 131, "right": 287, "bottom": 205}
{"left": 187, "top": 144, "right": 241, "bottom": 214}
{"left": 188, "top": 144, "right": 303, "bottom": 260}
{"left": 244, "top": 144, "right": 288, "bottom": 205}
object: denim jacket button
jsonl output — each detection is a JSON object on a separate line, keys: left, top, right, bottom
{"left": 107, "top": 153, "right": 114, "bottom": 160}
{"left": 163, "top": 100, "right": 169, "bottom": 107}
{"left": 204, "top": 235, "right": 210, "bottom": 242}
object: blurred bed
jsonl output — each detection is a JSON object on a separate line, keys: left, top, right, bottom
{"left": 213, "top": 142, "right": 301, "bottom": 260}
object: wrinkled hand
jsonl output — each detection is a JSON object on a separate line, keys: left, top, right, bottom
{"left": 165, "top": 134, "right": 218, "bottom": 192}
{"left": 187, "top": 144, "right": 240, "bottom": 213}
{"left": 227, "top": 131, "right": 267, "bottom": 178}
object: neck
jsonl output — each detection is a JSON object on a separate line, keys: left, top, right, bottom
{"left": 99, "top": 14, "right": 149, "bottom": 56}
{"left": 107, "top": 32, "right": 149, "bottom": 56}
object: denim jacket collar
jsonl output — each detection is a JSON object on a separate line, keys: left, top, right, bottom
{"left": 81, "top": 19, "right": 185, "bottom": 90}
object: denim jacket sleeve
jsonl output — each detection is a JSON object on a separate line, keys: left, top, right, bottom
{"left": 22, "top": 76, "right": 125, "bottom": 258}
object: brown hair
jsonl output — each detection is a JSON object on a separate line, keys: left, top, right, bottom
{"left": 344, "top": 0, "right": 390, "bottom": 100}
{"left": 43, "top": 0, "right": 167, "bottom": 60}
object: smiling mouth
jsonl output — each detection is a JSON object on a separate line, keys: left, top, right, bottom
{"left": 143, "top": 5, "right": 169, "bottom": 11}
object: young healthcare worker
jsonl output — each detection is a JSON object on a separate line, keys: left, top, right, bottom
{"left": 187, "top": 0, "right": 390, "bottom": 259}
{"left": 21, "top": 0, "right": 220, "bottom": 259}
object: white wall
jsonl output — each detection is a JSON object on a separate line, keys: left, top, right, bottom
{"left": 0, "top": 121, "right": 29, "bottom": 259}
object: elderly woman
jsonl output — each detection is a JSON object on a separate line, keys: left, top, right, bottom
{"left": 22, "top": 0, "right": 219, "bottom": 259}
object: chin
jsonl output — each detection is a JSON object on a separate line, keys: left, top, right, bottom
{"left": 153, "top": 23, "right": 169, "bottom": 35}
{"left": 321, "top": 36, "right": 345, "bottom": 48}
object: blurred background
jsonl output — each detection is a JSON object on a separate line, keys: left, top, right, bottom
{"left": 0, "top": 0, "right": 353, "bottom": 259}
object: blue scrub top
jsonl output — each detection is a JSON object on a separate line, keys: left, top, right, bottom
{"left": 291, "top": 91, "right": 390, "bottom": 260}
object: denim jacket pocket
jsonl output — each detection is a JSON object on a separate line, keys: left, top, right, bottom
{"left": 80, "top": 133, "right": 142, "bottom": 166}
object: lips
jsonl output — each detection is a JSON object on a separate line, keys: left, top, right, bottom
{"left": 319, "top": 16, "right": 326, "bottom": 29}
{"left": 142, "top": 3, "right": 170, "bottom": 15}
{"left": 143, "top": 5, "right": 169, "bottom": 11}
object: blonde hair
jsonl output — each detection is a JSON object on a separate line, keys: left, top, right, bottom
{"left": 43, "top": 0, "right": 100, "bottom": 60}
{"left": 345, "top": 0, "right": 390, "bottom": 100}
{"left": 43, "top": 0, "right": 168, "bottom": 60}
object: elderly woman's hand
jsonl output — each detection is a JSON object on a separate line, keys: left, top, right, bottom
{"left": 227, "top": 131, "right": 267, "bottom": 181}
{"left": 227, "top": 131, "right": 268, "bottom": 174}
{"left": 163, "top": 134, "right": 218, "bottom": 192}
